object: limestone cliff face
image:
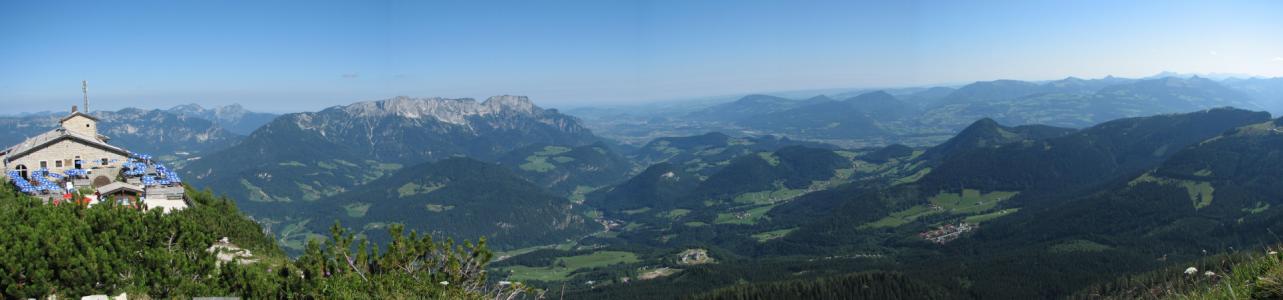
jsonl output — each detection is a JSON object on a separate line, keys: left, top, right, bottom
{"left": 262, "top": 95, "right": 596, "bottom": 162}
{"left": 336, "top": 95, "right": 553, "bottom": 126}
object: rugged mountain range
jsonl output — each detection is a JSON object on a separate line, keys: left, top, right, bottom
{"left": 1221, "top": 77, "right": 1283, "bottom": 114}
{"left": 578, "top": 76, "right": 1283, "bottom": 149}
{"left": 922, "top": 77, "right": 1263, "bottom": 130}
{"left": 167, "top": 103, "right": 278, "bottom": 135}
{"left": 181, "top": 95, "right": 601, "bottom": 240}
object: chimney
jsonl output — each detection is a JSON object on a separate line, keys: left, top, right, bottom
{"left": 72, "top": 105, "right": 78, "bottom": 113}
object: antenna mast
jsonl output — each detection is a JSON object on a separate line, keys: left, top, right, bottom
{"left": 82, "top": 80, "right": 89, "bottom": 113}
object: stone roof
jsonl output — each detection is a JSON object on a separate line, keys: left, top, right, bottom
{"left": 2, "top": 128, "right": 126, "bottom": 163}
{"left": 60, "top": 111, "right": 99, "bottom": 122}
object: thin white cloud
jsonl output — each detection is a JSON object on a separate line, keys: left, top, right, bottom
{"left": 1209, "top": 51, "right": 1219, "bottom": 56}
{"left": 1273, "top": 57, "right": 1283, "bottom": 62}
{"left": 341, "top": 73, "right": 360, "bottom": 79}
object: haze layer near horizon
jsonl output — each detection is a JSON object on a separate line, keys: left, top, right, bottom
{"left": 2, "top": 0, "right": 1281, "bottom": 113}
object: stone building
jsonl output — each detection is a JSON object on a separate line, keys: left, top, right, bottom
{"left": 1, "top": 106, "right": 128, "bottom": 188}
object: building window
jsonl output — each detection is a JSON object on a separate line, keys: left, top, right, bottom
{"left": 55, "top": 160, "right": 63, "bottom": 168}
{"left": 39, "top": 161, "right": 47, "bottom": 169}
{"left": 101, "top": 158, "right": 109, "bottom": 166}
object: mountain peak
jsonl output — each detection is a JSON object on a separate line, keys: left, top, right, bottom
{"left": 921, "top": 118, "right": 1024, "bottom": 161}
{"left": 803, "top": 95, "right": 836, "bottom": 103}
{"left": 170, "top": 103, "right": 205, "bottom": 112}
{"left": 847, "top": 90, "right": 896, "bottom": 101}
{"left": 337, "top": 95, "right": 545, "bottom": 124}
{"left": 735, "top": 94, "right": 790, "bottom": 104}
{"left": 967, "top": 117, "right": 1001, "bottom": 129}
{"left": 482, "top": 95, "right": 538, "bottom": 114}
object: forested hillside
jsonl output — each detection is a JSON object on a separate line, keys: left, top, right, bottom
{"left": 0, "top": 183, "right": 526, "bottom": 299}
{"left": 542, "top": 108, "right": 1283, "bottom": 299}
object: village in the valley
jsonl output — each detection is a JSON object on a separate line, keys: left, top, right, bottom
{"left": 2, "top": 83, "right": 188, "bottom": 213}
{"left": 919, "top": 222, "right": 976, "bottom": 244}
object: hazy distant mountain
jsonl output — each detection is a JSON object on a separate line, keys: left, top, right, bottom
{"left": 0, "top": 108, "right": 242, "bottom": 159}
{"left": 895, "top": 86, "right": 957, "bottom": 108}
{"left": 919, "top": 76, "right": 1258, "bottom": 130}
{"left": 575, "top": 76, "right": 1263, "bottom": 149}
{"left": 167, "top": 103, "right": 279, "bottom": 135}
{"left": 183, "top": 95, "right": 600, "bottom": 217}
{"left": 1220, "top": 77, "right": 1283, "bottom": 114}
{"left": 684, "top": 94, "right": 814, "bottom": 122}
{"left": 936, "top": 79, "right": 1051, "bottom": 105}
{"left": 739, "top": 91, "right": 916, "bottom": 139}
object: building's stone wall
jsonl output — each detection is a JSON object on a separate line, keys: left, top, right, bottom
{"left": 62, "top": 114, "right": 98, "bottom": 138}
{"left": 6, "top": 138, "right": 126, "bottom": 181}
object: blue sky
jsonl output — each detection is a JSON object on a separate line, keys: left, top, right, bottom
{"left": 2, "top": 0, "right": 1281, "bottom": 113}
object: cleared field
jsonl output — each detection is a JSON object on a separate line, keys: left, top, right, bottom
{"left": 684, "top": 221, "right": 708, "bottom": 227}
{"left": 343, "top": 202, "right": 371, "bottom": 218}
{"left": 519, "top": 146, "right": 573, "bottom": 172}
{"left": 659, "top": 209, "right": 691, "bottom": 219}
{"left": 929, "top": 189, "right": 1018, "bottom": 214}
{"left": 397, "top": 182, "right": 443, "bottom": 197}
{"left": 276, "top": 218, "right": 326, "bottom": 252}
{"left": 892, "top": 167, "right": 931, "bottom": 185}
{"left": 638, "top": 267, "right": 681, "bottom": 280}
{"left": 963, "top": 208, "right": 1020, "bottom": 223}
{"left": 715, "top": 204, "right": 776, "bottom": 225}
{"left": 1244, "top": 201, "right": 1270, "bottom": 214}
{"left": 752, "top": 227, "right": 798, "bottom": 242}
{"left": 1182, "top": 181, "right": 1214, "bottom": 209}
{"left": 622, "top": 207, "right": 652, "bottom": 215}
{"left": 519, "top": 156, "right": 556, "bottom": 172}
{"left": 864, "top": 189, "right": 1018, "bottom": 229}
{"left": 498, "top": 251, "right": 639, "bottom": 282}
{"left": 757, "top": 152, "right": 781, "bottom": 166}
{"left": 863, "top": 205, "right": 940, "bottom": 229}
{"left": 733, "top": 188, "right": 805, "bottom": 205}
{"left": 568, "top": 185, "right": 599, "bottom": 203}
{"left": 1130, "top": 173, "right": 1215, "bottom": 209}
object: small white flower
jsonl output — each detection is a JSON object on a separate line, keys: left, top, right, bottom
{"left": 439, "top": 280, "right": 449, "bottom": 286}
{"left": 1269, "top": 251, "right": 1278, "bottom": 255}
{"left": 1204, "top": 271, "right": 1216, "bottom": 277}
{"left": 1185, "top": 267, "right": 1198, "bottom": 275}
